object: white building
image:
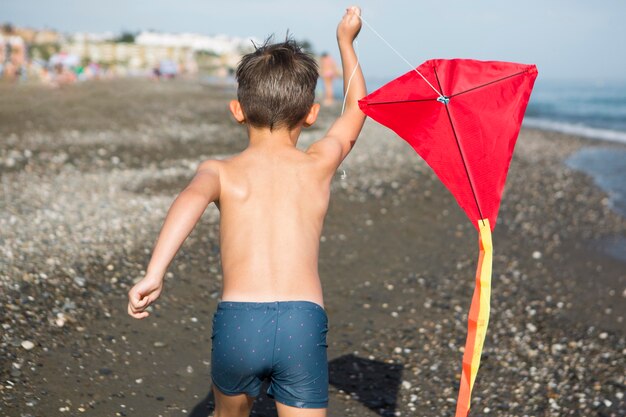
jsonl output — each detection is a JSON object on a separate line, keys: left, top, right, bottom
{"left": 135, "top": 31, "right": 259, "bottom": 54}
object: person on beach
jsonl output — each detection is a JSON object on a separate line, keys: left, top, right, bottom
{"left": 320, "top": 52, "right": 340, "bottom": 106}
{"left": 127, "top": 6, "right": 365, "bottom": 417}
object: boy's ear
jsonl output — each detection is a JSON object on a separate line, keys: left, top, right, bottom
{"left": 229, "top": 100, "right": 246, "bottom": 124}
{"left": 303, "top": 103, "right": 320, "bottom": 127}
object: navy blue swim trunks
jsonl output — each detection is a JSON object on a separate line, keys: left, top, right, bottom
{"left": 210, "top": 300, "right": 329, "bottom": 408}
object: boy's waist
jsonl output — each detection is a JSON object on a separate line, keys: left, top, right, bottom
{"left": 217, "top": 299, "right": 325, "bottom": 312}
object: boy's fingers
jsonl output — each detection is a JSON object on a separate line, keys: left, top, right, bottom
{"left": 128, "top": 294, "right": 147, "bottom": 310}
{"left": 127, "top": 302, "right": 150, "bottom": 318}
{"left": 128, "top": 309, "right": 149, "bottom": 319}
{"left": 128, "top": 301, "right": 141, "bottom": 313}
{"left": 134, "top": 299, "right": 149, "bottom": 312}
{"left": 129, "top": 288, "right": 149, "bottom": 305}
{"left": 127, "top": 286, "right": 156, "bottom": 318}
{"left": 128, "top": 292, "right": 156, "bottom": 316}
{"left": 128, "top": 295, "right": 140, "bottom": 309}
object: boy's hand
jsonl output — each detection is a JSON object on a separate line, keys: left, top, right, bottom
{"left": 127, "top": 276, "right": 163, "bottom": 319}
{"left": 337, "top": 6, "right": 362, "bottom": 45}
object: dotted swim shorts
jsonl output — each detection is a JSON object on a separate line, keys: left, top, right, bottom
{"left": 210, "top": 300, "right": 329, "bottom": 408}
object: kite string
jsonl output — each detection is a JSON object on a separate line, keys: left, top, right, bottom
{"left": 340, "top": 15, "right": 486, "bottom": 225}
{"left": 338, "top": 14, "right": 446, "bottom": 179}
{"left": 357, "top": 15, "right": 444, "bottom": 98}
{"left": 341, "top": 39, "right": 360, "bottom": 115}
{"left": 342, "top": 14, "right": 445, "bottom": 113}
{"left": 337, "top": 40, "right": 360, "bottom": 180}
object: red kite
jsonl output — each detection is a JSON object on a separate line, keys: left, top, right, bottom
{"left": 359, "top": 58, "right": 538, "bottom": 417}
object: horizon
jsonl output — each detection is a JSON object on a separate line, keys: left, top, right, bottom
{"left": 2, "top": 0, "right": 626, "bottom": 82}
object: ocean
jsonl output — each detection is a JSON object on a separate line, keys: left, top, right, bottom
{"left": 524, "top": 78, "right": 626, "bottom": 145}
{"left": 508, "top": 78, "right": 626, "bottom": 224}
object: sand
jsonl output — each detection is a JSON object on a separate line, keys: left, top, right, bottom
{"left": 0, "top": 79, "right": 624, "bottom": 417}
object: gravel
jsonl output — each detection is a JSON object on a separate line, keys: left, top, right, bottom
{"left": 1, "top": 79, "right": 624, "bottom": 416}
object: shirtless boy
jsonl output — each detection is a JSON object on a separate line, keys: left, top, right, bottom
{"left": 128, "top": 6, "right": 365, "bottom": 416}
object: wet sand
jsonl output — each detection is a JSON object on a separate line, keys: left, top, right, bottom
{"left": 1, "top": 79, "right": 624, "bottom": 417}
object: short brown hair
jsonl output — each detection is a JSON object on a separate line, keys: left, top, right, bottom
{"left": 235, "top": 37, "right": 319, "bottom": 130}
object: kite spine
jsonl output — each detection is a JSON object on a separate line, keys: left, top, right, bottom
{"left": 432, "top": 67, "right": 486, "bottom": 225}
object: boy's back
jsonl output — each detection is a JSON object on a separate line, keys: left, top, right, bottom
{"left": 216, "top": 141, "right": 332, "bottom": 306}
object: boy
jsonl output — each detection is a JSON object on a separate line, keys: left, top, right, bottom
{"left": 128, "top": 6, "right": 365, "bottom": 417}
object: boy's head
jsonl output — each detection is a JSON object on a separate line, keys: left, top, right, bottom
{"left": 234, "top": 37, "right": 319, "bottom": 131}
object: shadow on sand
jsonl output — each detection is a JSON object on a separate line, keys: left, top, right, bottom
{"left": 188, "top": 354, "right": 404, "bottom": 417}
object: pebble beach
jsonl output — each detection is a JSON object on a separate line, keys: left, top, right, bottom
{"left": 1, "top": 79, "right": 624, "bottom": 417}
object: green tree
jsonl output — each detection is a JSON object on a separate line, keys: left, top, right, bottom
{"left": 2, "top": 23, "right": 14, "bottom": 34}
{"left": 30, "top": 43, "right": 60, "bottom": 61}
{"left": 115, "top": 31, "right": 136, "bottom": 43}
{"left": 298, "top": 39, "right": 314, "bottom": 53}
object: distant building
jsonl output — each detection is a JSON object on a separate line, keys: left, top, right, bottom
{"left": 66, "top": 34, "right": 196, "bottom": 74}
{"left": 134, "top": 31, "right": 259, "bottom": 74}
{"left": 62, "top": 30, "right": 259, "bottom": 76}
{"left": 33, "top": 29, "right": 63, "bottom": 45}
{"left": 0, "top": 24, "right": 264, "bottom": 83}
{"left": 135, "top": 31, "right": 257, "bottom": 54}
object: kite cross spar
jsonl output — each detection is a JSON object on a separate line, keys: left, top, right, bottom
{"left": 345, "top": 10, "right": 538, "bottom": 417}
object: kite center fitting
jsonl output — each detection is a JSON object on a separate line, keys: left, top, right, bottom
{"left": 437, "top": 95, "right": 450, "bottom": 105}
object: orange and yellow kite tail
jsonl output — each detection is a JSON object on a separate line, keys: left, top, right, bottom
{"left": 455, "top": 219, "right": 493, "bottom": 417}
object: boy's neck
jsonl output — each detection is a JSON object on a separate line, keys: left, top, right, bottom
{"left": 247, "top": 125, "right": 302, "bottom": 149}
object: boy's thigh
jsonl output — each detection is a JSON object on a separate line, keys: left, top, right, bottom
{"left": 212, "top": 384, "right": 255, "bottom": 417}
{"left": 275, "top": 401, "right": 326, "bottom": 417}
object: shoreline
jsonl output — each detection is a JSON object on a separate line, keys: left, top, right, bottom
{"left": 1, "top": 79, "right": 624, "bottom": 416}
{"left": 523, "top": 117, "right": 626, "bottom": 145}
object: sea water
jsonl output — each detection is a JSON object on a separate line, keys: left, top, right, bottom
{"left": 566, "top": 147, "right": 626, "bottom": 218}
{"left": 524, "top": 78, "right": 626, "bottom": 145}
{"left": 525, "top": 79, "right": 626, "bottom": 225}
{"left": 566, "top": 147, "right": 626, "bottom": 262}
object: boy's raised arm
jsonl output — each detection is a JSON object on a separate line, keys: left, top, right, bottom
{"left": 127, "top": 160, "right": 220, "bottom": 319}
{"left": 307, "top": 6, "right": 366, "bottom": 168}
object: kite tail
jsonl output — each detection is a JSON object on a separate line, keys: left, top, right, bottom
{"left": 455, "top": 219, "right": 492, "bottom": 417}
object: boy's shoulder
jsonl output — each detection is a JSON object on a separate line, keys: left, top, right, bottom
{"left": 194, "top": 154, "right": 242, "bottom": 180}
{"left": 196, "top": 158, "right": 224, "bottom": 175}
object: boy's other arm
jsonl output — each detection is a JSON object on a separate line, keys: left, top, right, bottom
{"left": 127, "top": 160, "right": 220, "bottom": 319}
{"left": 144, "top": 159, "right": 220, "bottom": 278}
{"left": 307, "top": 6, "right": 366, "bottom": 170}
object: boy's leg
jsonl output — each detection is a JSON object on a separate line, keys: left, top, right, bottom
{"left": 275, "top": 401, "right": 326, "bottom": 417}
{"left": 212, "top": 384, "right": 255, "bottom": 417}
{"left": 323, "top": 77, "right": 334, "bottom": 105}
